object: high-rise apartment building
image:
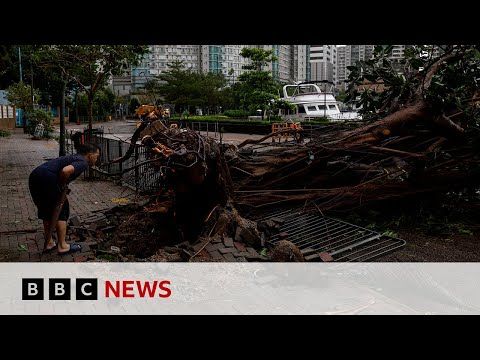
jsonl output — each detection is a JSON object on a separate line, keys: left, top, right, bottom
{"left": 113, "top": 45, "right": 311, "bottom": 94}
{"left": 199, "top": 45, "right": 252, "bottom": 83}
{"left": 309, "top": 45, "right": 337, "bottom": 90}
{"left": 335, "top": 45, "right": 375, "bottom": 91}
{"left": 256, "top": 45, "right": 309, "bottom": 84}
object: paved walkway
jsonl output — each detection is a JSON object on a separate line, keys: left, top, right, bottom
{"left": 0, "top": 129, "right": 140, "bottom": 262}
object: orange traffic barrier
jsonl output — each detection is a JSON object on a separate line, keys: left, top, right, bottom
{"left": 271, "top": 121, "right": 302, "bottom": 142}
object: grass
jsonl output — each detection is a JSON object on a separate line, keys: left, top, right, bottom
{"left": 0, "top": 129, "right": 11, "bottom": 137}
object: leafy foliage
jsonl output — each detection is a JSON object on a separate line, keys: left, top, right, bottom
{"left": 223, "top": 109, "right": 250, "bottom": 118}
{"left": 0, "top": 129, "right": 10, "bottom": 137}
{"left": 26, "top": 108, "right": 54, "bottom": 135}
{"left": 344, "top": 45, "right": 480, "bottom": 124}
{"left": 5, "top": 81, "right": 41, "bottom": 111}
{"left": 155, "top": 60, "right": 228, "bottom": 113}
{"left": 236, "top": 48, "right": 283, "bottom": 118}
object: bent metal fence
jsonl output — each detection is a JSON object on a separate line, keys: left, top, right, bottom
{"left": 65, "top": 129, "right": 161, "bottom": 193}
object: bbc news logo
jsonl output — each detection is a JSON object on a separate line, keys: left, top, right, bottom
{"left": 22, "top": 278, "right": 172, "bottom": 300}
{"left": 22, "top": 278, "right": 98, "bottom": 300}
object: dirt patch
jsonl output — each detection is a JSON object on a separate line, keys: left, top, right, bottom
{"left": 106, "top": 209, "right": 178, "bottom": 259}
{"left": 341, "top": 194, "right": 480, "bottom": 262}
{"left": 380, "top": 227, "right": 480, "bottom": 262}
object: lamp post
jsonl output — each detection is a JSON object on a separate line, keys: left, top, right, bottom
{"left": 18, "top": 47, "right": 22, "bottom": 81}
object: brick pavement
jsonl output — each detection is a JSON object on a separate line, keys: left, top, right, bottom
{"left": 0, "top": 129, "right": 141, "bottom": 262}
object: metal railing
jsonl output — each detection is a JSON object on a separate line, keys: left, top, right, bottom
{"left": 65, "top": 128, "right": 162, "bottom": 193}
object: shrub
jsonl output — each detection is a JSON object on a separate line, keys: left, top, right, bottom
{"left": 223, "top": 109, "right": 249, "bottom": 118}
{"left": 0, "top": 129, "right": 11, "bottom": 137}
{"left": 27, "top": 109, "right": 54, "bottom": 135}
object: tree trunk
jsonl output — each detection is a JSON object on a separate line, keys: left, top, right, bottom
{"left": 22, "top": 108, "right": 27, "bottom": 134}
{"left": 74, "top": 88, "right": 79, "bottom": 125}
{"left": 59, "top": 79, "right": 67, "bottom": 157}
{"left": 87, "top": 91, "right": 94, "bottom": 178}
{"left": 87, "top": 91, "right": 94, "bottom": 137}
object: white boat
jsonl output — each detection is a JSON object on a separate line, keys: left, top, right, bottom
{"left": 280, "top": 82, "right": 361, "bottom": 121}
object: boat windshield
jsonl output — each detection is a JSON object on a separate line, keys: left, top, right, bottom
{"left": 285, "top": 84, "right": 321, "bottom": 97}
{"left": 298, "top": 84, "right": 319, "bottom": 94}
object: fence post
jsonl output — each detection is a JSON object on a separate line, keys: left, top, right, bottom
{"left": 118, "top": 141, "right": 123, "bottom": 174}
{"left": 106, "top": 139, "right": 110, "bottom": 174}
{"left": 134, "top": 145, "right": 139, "bottom": 193}
{"left": 220, "top": 123, "right": 223, "bottom": 145}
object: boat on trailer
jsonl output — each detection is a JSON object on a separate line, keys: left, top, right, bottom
{"left": 280, "top": 82, "right": 361, "bottom": 121}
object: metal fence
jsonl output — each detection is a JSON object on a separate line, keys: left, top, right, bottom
{"left": 65, "top": 128, "right": 162, "bottom": 193}
{"left": 259, "top": 207, "right": 406, "bottom": 262}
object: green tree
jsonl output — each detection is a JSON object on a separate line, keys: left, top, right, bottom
{"left": 75, "top": 88, "right": 117, "bottom": 118}
{"left": 197, "top": 72, "right": 227, "bottom": 114}
{"left": 5, "top": 81, "right": 41, "bottom": 129}
{"left": 155, "top": 60, "right": 227, "bottom": 114}
{"left": 32, "top": 45, "right": 78, "bottom": 155}
{"left": 237, "top": 48, "right": 280, "bottom": 120}
{"left": 68, "top": 45, "right": 149, "bottom": 134}
{"left": 129, "top": 97, "right": 141, "bottom": 114}
{"left": 94, "top": 87, "right": 116, "bottom": 117}
{"left": 271, "top": 98, "right": 297, "bottom": 118}
{"left": 156, "top": 60, "right": 198, "bottom": 113}
{"left": 336, "top": 90, "right": 347, "bottom": 103}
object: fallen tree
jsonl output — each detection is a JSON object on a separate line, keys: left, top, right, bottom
{"left": 101, "top": 45, "right": 480, "bottom": 250}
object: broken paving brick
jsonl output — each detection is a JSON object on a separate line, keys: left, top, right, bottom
{"left": 208, "top": 250, "right": 224, "bottom": 260}
{"left": 205, "top": 243, "right": 224, "bottom": 252}
{"left": 246, "top": 247, "right": 259, "bottom": 256}
{"left": 222, "top": 253, "right": 236, "bottom": 262}
{"left": 69, "top": 215, "right": 81, "bottom": 227}
{"left": 223, "top": 237, "right": 234, "bottom": 247}
{"left": 318, "top": 252, "right": 334, "bottom": 262}
{"left": 233, "top": 251, "right": 250, "bottom": 258}
{"left": 233, "top": 241, "right": 246, "bottom": 252}
{"left": 218, "top": 247, "right": 238, "bottom": 254}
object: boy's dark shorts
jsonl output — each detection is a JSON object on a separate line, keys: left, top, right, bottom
{"left": 28, "top": 171, "right": 70, "bottom": 222}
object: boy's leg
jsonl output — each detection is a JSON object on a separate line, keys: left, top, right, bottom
{"left": 42, "top": 220, "right": 56, "bottom": 249}
{"left": 56, "top": 220, "right": 69, "bottom": 253}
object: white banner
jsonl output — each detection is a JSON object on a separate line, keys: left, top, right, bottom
{"left": 1, "top": 263, "right": 480, "bottom": 315}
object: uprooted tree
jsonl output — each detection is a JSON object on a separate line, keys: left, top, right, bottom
{"left": 229, "top": 45, "right": 480, "bottom": 214}
{"left": 104, "top": 45, "right": 480, "bottom": 250}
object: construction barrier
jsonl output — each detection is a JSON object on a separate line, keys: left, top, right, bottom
{"left": 271, "top": 121, "right": 302, "bottom": 142}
